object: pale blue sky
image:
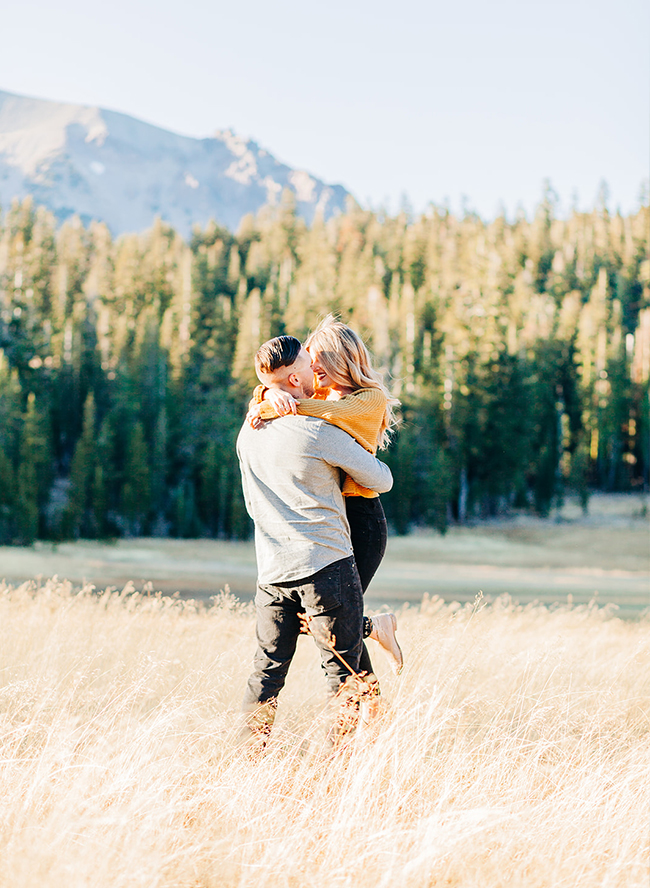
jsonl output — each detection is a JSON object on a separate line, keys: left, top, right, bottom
{"left": 2, "top": 0, "right": 648, "bottom": 218}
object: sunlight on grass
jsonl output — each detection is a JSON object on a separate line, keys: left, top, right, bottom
{"left": 0, "top": 579, "right": 647, "bottom": 886}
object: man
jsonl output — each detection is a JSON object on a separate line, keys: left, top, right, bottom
{"left": 236, "top": 335, "right": 393, "bottom": 744}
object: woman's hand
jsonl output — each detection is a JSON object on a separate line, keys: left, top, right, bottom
{"left": 246, "top": 401, "right": 265, "bottom": 429}
{"left": 246, "top": 389, "right": 298, "bottom": 428}
{"left": 266, "top": 389, "right": 298, "bottom": 416}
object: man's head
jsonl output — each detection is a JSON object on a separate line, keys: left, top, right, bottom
{"left": 255, "top": 335, "right": 315, "bottom": 397}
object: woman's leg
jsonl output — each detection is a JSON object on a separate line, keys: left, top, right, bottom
{"left": 345, "top": 496, "right": 388, "bottom": 677}
{"left": 347, "top": 496, "right": 388, "bottom": 592}
{"left": 346, "top": 495, "right": 403, "bottom": 676}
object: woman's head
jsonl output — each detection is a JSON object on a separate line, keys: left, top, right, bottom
{"left": 305, "top": 316, "right": 375, "bottom": 394}
{"left": 305, "top": 315, "right": 399, "bottom": 449}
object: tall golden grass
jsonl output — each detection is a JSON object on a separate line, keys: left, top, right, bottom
{"left": 0, "top": 578, "right": 647, "bottom": 887}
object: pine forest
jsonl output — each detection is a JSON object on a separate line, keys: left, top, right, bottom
{"left": 0, "top": 190, "right": 648, "bottom": 545}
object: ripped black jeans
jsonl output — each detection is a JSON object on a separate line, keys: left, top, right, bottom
{"left": 242, "top": 555, "right": 364, "bottom": 708}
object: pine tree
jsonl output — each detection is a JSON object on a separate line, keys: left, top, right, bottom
{"left": 150, "top": 406, "right": 168, "bottom": 535}
{"left": 0, "top": 447, "right": 16, "bottom": 543}
{"left": 15, "top": 393, "right": 49, "bottom": 544}
{"left": 65, "top": 393, "right": 97, "bottom": 537}
{"left": 121, "top": 421, "right": 151, "bottom": 535}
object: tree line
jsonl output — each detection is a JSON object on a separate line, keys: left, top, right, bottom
{"left": 0, "top": 188, "right": 647, "bottom": 544}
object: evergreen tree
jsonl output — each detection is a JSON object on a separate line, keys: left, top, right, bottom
{"left": 121, "top": 421, "right": 151, "bottom": 535}
{"left": 0, "top": 447, "right": 16, "bottom": 544}
{"left": 65, "top": 393, "right": 97, "bottom": 537}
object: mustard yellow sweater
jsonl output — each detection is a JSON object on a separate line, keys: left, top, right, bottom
{"left": 253, "top": 386, "right": 387, "bottom": 498}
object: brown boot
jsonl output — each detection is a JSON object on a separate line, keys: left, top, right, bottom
{"left": 237, "top": 700, "right": 277, "bottom": 753}
{"left": 357, "top": 673, "right": 382, "bottom": 735}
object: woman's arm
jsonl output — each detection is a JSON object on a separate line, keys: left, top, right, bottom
{"left": 256, "top": 388, "right": 385, "bottom": 453}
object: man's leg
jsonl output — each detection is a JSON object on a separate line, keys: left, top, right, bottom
{"left": 241, "top": 583, "right": 301, "bottom": 741}
{"left": 297, "top": 556, "right": 364, "bottom": 696}
{"left": 298, "top": 556, "right": 367, "bottom": 744}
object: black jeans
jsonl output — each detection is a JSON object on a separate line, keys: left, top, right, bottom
{"left": 346, "top": 496, "right": 388, "bottom": 676}
{"left": 242, "top": 556, "right": 364, "bottom": 708}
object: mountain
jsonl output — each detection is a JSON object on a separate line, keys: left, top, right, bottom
{"left": 0, "top": 90, "right": 350, "bottom": 236}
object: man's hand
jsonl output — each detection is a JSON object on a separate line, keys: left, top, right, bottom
{"left": 266, "top": 389, "right": 298, "bottom": 416}
{"left": 246, "top": 401, "right": 265, "bottom": 429}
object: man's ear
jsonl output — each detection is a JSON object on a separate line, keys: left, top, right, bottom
{"left": 286, "top": 372, "right": 299, "bottom": 389}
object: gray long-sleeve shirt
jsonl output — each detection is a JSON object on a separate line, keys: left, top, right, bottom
{"left": 236, "top": 415, "right": 393, "bottom": 584}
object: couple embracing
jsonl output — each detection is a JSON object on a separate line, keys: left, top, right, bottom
{"left": 236, "top": 315, "right": 403, "bottom": 745}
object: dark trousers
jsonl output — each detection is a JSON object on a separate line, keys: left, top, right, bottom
{"left": 346, "top": 496, "right": 388, "bottom": 676}
{"left": 243, "top": 555, "right": 364, "bottom": 708}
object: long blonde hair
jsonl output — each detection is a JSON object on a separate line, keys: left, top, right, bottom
{"left": 304, "top": 315, "right": 399, "bottom": 450}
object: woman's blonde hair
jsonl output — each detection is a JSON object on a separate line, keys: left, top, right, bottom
{"left": 304, "top": 315, "right": 399, "bottom": 450}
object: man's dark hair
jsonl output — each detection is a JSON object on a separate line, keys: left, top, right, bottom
{"left": 255, "top": 335, "right": 302, "bottom": 374}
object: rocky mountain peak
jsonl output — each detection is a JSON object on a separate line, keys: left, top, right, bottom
{"left": 0, "top": 90, "right": 349, "bottom": 235}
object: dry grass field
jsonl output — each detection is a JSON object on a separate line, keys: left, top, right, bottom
{"left": 0, "top": 575, "right": 648, "bottom": 887}
{"left": 0, "top": 493, "right": 647, "bottom": 885}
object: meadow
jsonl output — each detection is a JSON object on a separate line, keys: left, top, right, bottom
{"left": 0, "top": 584, "right": 647, "bottom": 884}
{"left": 0, "top": 493, "right": 648, "bottom": 886}
{"left": 2, "top": 494, "right": 649, "bottom": 614}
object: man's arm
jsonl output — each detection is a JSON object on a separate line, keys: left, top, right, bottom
{"left": 316, "top": 422, "right": 393, "bottom": 494}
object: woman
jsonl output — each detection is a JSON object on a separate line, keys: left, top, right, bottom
{"left": 247, "top": 315, "right": 403, "bottom": 677}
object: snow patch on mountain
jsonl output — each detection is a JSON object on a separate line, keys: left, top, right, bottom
{"left": 289, "top": 170, "right": 316, "bottom": 203}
